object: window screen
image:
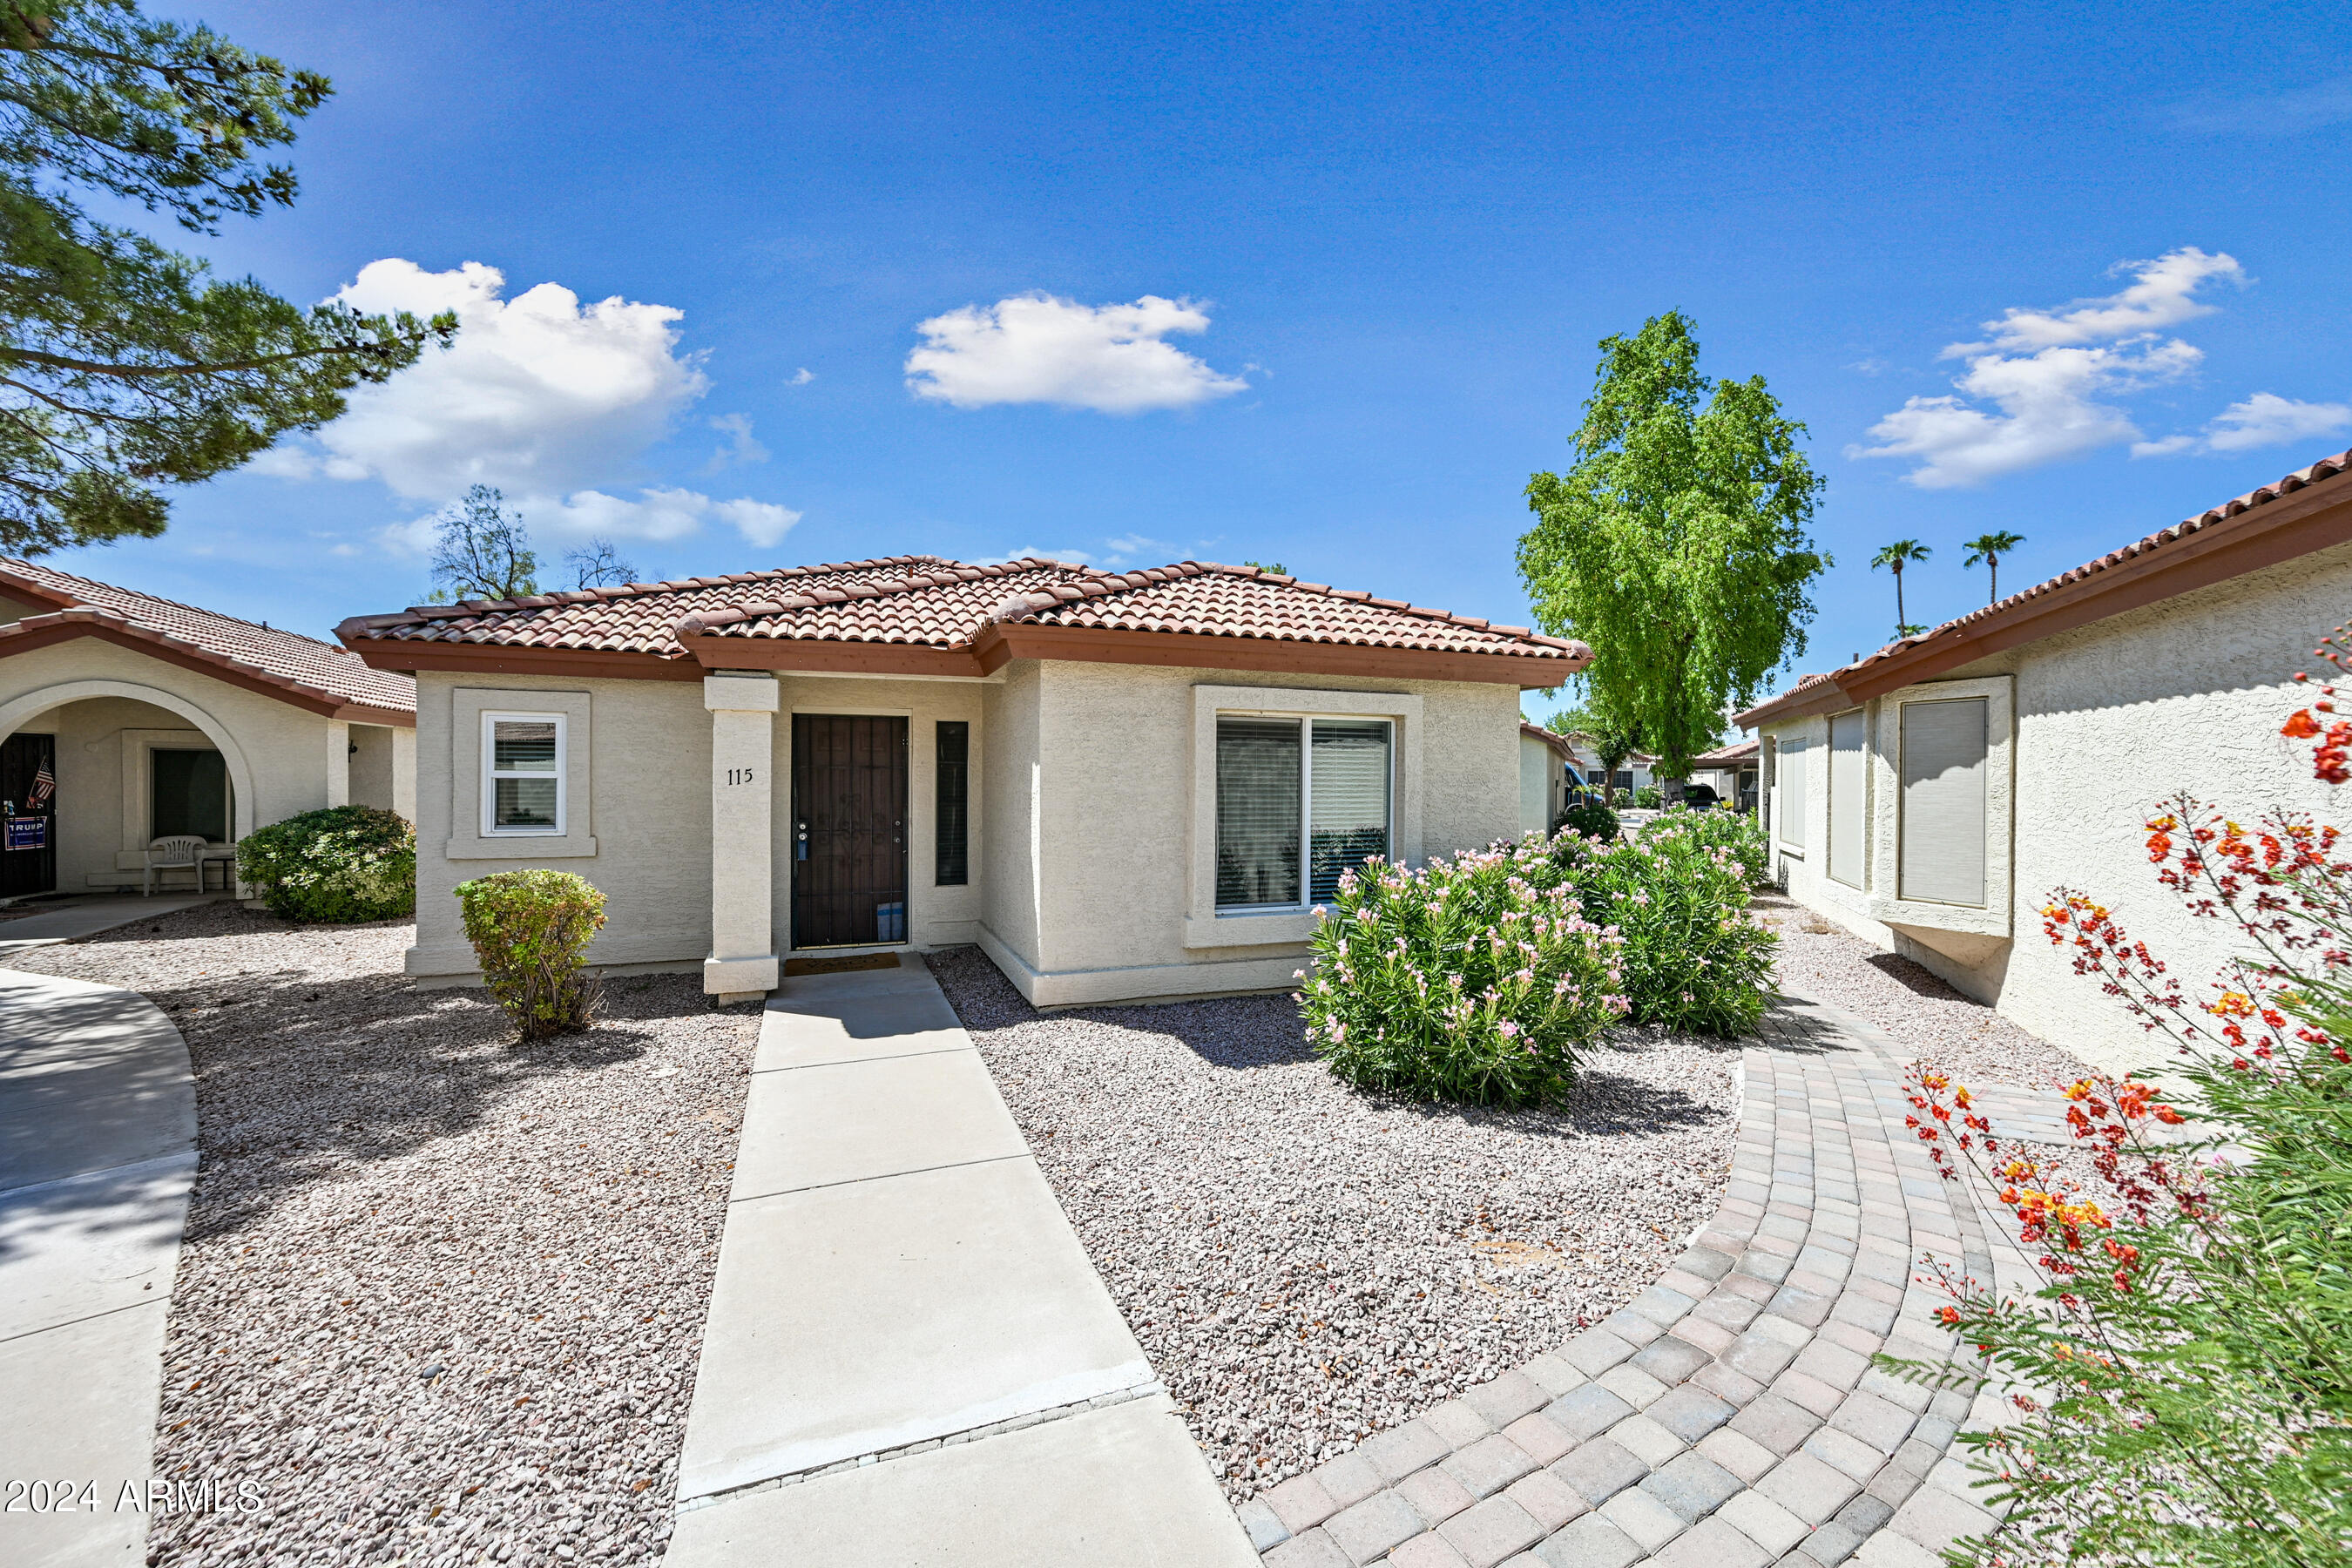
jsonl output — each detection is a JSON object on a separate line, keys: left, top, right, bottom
{"left": 1215, "top": 719, "right": 1301, "bottom": 907}
{"left": 1828, "top": 710, "right": 1866, "bottom": 888}
{"left": 488, "top": 715, "right": 561, "bottom": 832}
{"left": 1308, "top": 720, "right": 1391, "bottom": 902}
{"left": 935, "top": 720, "right": 970, "bottom": 885}
{"left": 1776, "top": 738, "right": 1808, "bottom": 848}
{"left": 152, "top": 749, "right": 228, "bottom": 841}
{"left": 1899, "top": 697, "right": 1988, "bottom": 906}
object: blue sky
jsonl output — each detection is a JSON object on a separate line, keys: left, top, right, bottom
{"left": 44, "top": 0, "right": 2352, "bottom": 721}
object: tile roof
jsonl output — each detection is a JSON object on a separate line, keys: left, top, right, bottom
{"left": 1, "top": 557, "right": 415, "bottom": 714}
{"left": 1520, "top": 720, "right": 1576, "bottom": 756}
{"left": 1739, "top": 444, "right": 2352, "bottom": 727}
{"left": 1692, "top": 739, "right": 1760, "bottom": 766}
{"left": 340, "top": 555, "right": 1586, "bottom": 671}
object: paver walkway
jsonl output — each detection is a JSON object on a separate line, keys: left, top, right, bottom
{"left": 0, "top": 967, "right": 197, "bottom": 1568}
{"left": 668, "top": 954, "right": 1257, "bottom": 1568}
{"left": 1244, "top": 991, "right": 2037, "bottom": 1568}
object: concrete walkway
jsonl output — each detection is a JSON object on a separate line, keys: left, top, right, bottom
{"left": 1245, "top": 993, "right": 2037, "bottom": 1568}
{"left": 0, "top": 893, "right": 226, "bottom": 957}
{"left": 668, "top": 954, "right": 1258, "bottom": 1567}
{"left": 0, "top": 968, "right": 196, "bottom": 1568}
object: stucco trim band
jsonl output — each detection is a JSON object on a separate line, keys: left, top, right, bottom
{"left": 977, "top": 923, "right": 1305, "bottom": 1008}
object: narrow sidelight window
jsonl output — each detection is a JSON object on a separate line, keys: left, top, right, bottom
{"left": 935, "top": 720, "right": 970, "bottom": 885}
{"left": 484, "top": 713, "right": 564, "bottom": 835}
{"left": 1216, "top": 715, "right": 1394, "bottom": 910}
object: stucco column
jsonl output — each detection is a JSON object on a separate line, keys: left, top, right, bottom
{"left": 704, "top": 672, "right": 780, "bottom": 1001}
{"left": 325, "top": 720, "right": 351, "bottom": 808}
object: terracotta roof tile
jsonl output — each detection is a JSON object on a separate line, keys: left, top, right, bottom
{"left": 1, "top": 557, "right": 415, "bottom": 713}
{"left": 341, "top": 555, "right": 1585, "bottom": 669}
{"left": 1737, "top": 445, "right": 2352, "bottom": 727}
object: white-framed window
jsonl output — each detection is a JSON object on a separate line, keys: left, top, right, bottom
{"left": 482, "top": 712, "right": 565, "bottom": 835}
{"left": 1774, "top": 735, "right": 1808, "bottom": 853}
{"left": 1827, "top": 709, "right": 1867, "bottom": 888}
{"left": 1897, "top": 695, "right": 1989, "bottom": 907}
{"left": 1214, "top": 715, "right": 1393, "bottom": 912}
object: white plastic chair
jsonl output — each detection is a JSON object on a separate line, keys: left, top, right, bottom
{"left": 143, "top": 835, "right": 212, "bottom": 896}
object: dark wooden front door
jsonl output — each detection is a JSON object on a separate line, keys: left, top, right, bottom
{"left": 791, "top": 714, "right": 909, "bottom": 947}
{"left": 2, "top": 732, "right": 57, "bottom": 898}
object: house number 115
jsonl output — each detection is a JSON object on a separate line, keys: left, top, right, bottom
{"left": 727, "top": 767, "right": 755, "bottom": 786}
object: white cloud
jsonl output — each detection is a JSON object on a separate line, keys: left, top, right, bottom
{"left": 379, "top": 487, "right": 801, "bottom": 559}
{"left": 306, "top": 260, "right": 710, "bottom": 498}
{"left": 713, "top": 498, "right": 802, "bottom": 549}
{"left": 906, "top": 293, "right": 1248, "bottom": 413}
{"left": 1962, "top": 248, "right": 2244, "bottom": 352}
{"left": 705, "top": 413, "right": 768, "bottom": 470}
{"left": 2132, "top": 392, "right": 2352, "bottom": 459}
{"left": 247, "top": 260, "right": 803, "bottom": 556}
{"left": 2172, "top": 74, "right": 2352, "bottom": 138}
{"left": 788, "top": 368, "right": 815, "bottom": 385}
{"left": 1851, "top": 249, "right": 2248, "bottom": 489}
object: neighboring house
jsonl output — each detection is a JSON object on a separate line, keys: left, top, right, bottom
{"left": 1551, "top": 731, "right": 1655, "bottom": 795}
{"left": 338, "top": 556, "right": 1586, "bottom": 1005}
{"left": 1689, "top": 739, "right": 1760, "bottom": 810}
{"left": 1518, "top": 721, "right": 1578, "bottom": 835}
{"left": 1738, "top": 447, "right": 2352, "bottom": 1076}
{"left": 0, "top": 558, "right": 416, "bottom": 900}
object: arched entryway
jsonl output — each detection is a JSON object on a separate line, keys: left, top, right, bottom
{"left": 0, "top": 679, "right": 259, "bottom": 898}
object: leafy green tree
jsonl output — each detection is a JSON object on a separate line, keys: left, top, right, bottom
{"left": 429, "top": 485, "right": 537, "bottom": 602}
{"left": 1871, "top": 538, "right": 1931, "bottom": 636}
{"left": 1519, "top": 312, "right": 1828, "bottom": 779}
{"left": 1544, "top": 707, "right": 1646, "bottom": 806}
{"left": 0, "top": 0, "right": 454, "bottom": 554}
{"left": 1962, "top": 530, "right": 2024, "bottom": 605}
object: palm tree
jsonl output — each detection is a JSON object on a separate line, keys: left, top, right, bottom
{"left": 1962, "top": 531, "right": 2025, "bottom": 605}
{"left": 1871, "top": 539, "right": 1931, "bottom": 637}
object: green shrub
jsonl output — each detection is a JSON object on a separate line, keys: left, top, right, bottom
{"left": 1299, "top": 849, "right": 1627, "bottom": 1107}
{"left": 1891, "top": 791, "right": 2352, "bottom": 1566}
{"left": 235, "top": 806, "right": 416, "bottom": 923}
{"left": 1644, "top": 803, "right": 1771, "bottom": 888}
{"left": 1554, "top": 817, "right": 1778, "bottom": 1037}
{"left": 1555, "top": 799, "right": 1620, "bottom": 841}
{"left": 454, "top": 869, "right": 607, "bottom": 1039}
{"left": 1631, "top": 783, "right": 1664, "bottom": 808}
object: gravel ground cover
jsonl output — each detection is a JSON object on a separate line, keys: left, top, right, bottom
{"left": 1754, "top": 892, "right": 2099, "bottom": 1088}
{"left": 924, "top": 947, "right": 1739, "bottom": 1503}
{"left": 8, "top": 902, "right": 758, "bottom": 1566}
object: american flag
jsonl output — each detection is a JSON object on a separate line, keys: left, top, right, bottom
{"left": 27, "top": 763, "right": 53, "bottom": 808}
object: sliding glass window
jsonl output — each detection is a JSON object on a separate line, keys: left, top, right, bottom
{"left": 1214, "top": 716, "right": 1393, "bottom": 910}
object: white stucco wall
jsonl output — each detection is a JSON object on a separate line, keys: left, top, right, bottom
{"left": 348, "top": 722, "right": 399, "bottom": 812}
{"left": 979, "top": 660, "right": 1523, "bottom": 1006}
{"left": 1762, "top": 540, "right": 2352, "bottom": 1078}
{"left": 0, "top": 639, "right": 344, "bottom": 890}
{"left": 408, "top": 671, "right": 713, "bottom": 981}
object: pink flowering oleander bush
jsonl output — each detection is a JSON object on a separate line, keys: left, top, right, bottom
{"left": 1645, "top": 801, "right": 1772, "bottom": 889}
{"left": 1297, "top": 848, "right": 1627, "bottom": 1107}
{"left": 1556, "top": 814, "right": 1779, "bottom": 1037}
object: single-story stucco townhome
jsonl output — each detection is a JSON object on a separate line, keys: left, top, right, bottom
{"left": 1739, "top": 446, "right": 2352, "bottom": 1076}
{"left": 336, "top": 556, "right": 1588, "bottom": 1005}
{"left": 1517, "top": 720, "right": 1578, "bottom": 837}
{"left": 0, "top": 558, "right": 416, "bottom": 901}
